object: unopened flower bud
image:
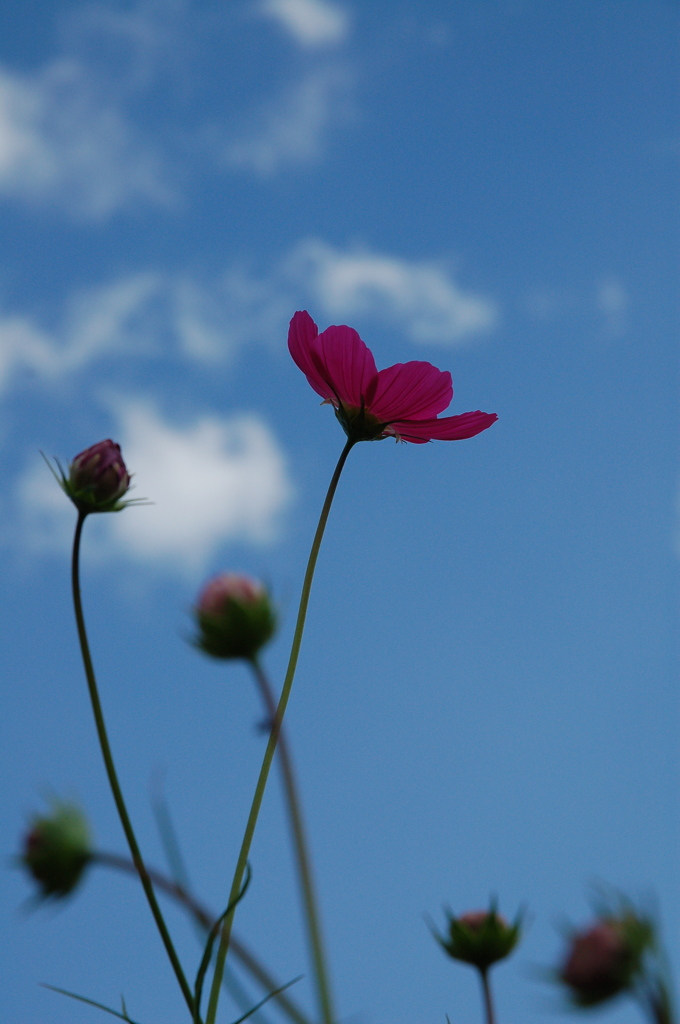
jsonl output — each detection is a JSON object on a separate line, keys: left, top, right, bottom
{"left": 66, "top": 439, "right": 131, "bottom": 512}
{"left": 436, "top": 903, "right": 522, "bottom": 971}
{"left": 559, "top": 915, "right": 653, "bottom": 1007}
{"left": 194, "top": 573, "right": 276, "bottom": 661}
{"left": 21, "top": 802, "right": 92, "bottom": 900}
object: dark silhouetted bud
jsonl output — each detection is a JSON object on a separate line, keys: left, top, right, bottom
{"left": 21, "top": 802, "right": 92, "bottom": 900}
{"left": 194, "top": 573, "right": 276, "bottom": 661}
{"left": 67, "top": 439, "right": 130, "bottom": 512}
{"left": 45, "top": 439, "right": 135, "bottom": 514}
{"left": 436, "top": 902, "right": 522, "bottom": 971}
{"left": 559, "top": 915, "right": 653, "bottom": 1007}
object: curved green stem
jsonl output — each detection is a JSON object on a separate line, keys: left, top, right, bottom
{"left": 205, "top": 438, "right": 355, "bottom": 1024}
{"left": 250, "top": 659, "right": 334, "bottom": 1024}
{"left": 480, "top": 969, "right": 496, "bottom": 1024}
{"left": 71, "top": 512, "right": 196, "bottom": 1018}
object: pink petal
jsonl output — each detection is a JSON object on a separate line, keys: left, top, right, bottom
{"left": 388, "top": 410, "right": 498, "bottom": 442}
{"left": 288, "top": 311, "right": 336, "bottom": 402}
{"left": 310, "top": 324, "right": 378, "bottom": 408}
{"left": 368, "top": 361, "right": 453, "bottom": 422}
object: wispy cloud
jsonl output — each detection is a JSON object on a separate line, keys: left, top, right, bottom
{"left": 596, "top": 275, "right": 629, "bottom": 337}
{"left": 64, "top": 0, "right": 190, "bottom": 87}
{"left": 174, "top": 268, "right": 293, "bottom": 362}
{"left": 162, "top": 240, "right": 498, "bottom": 352}
{"left": 0, "top": 265, "right": 292, "bottom": 397}
{"left": 225, "top": 66, "right": 353, "bottom": 176}
{"left": 286, "top": 239, "right": 498, "bottom": 344}
{"left": 0, "top": 266, "right": 285, "bottom": 398}
{"left": 0, "top": 274, "right": 162, "bottom": 392}
{"left": 0, "top": 239, "right": 497, "bottom": 401}
{"left": 522, "top": 274, "right": 630, "bottom": 338}
{"left": 258, "top": 0, "right": 350, "bottom": 47}
{"left": 175, "top": 239, "right": 496, "bottom": 351}
{"left": 0, "top": 0, "right": 358, "bottom": 211}
{"left": 0, "top": 62, "right": 173, "bottom": 217}
{"left": 18, "top": 401, "right": 294, "bottom": 574}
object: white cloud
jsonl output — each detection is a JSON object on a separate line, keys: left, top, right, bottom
{"left": 0, "top": 274, "right": 162, "bottom": 392}
{"left": 0, "top": 266, "right": 285, "bottom": 396}
{"left": 173, "top": 240, "right": 497, "bottom": 354}
{"left": 173, "top": 268, "right": 292, "bottom": 362}
{"left": 286, "top": 239, "right": 498, "bottom": 344}
{"left": 18, "top": 402, "right": 294, "bottom": 574}
{"left": 522, "top": 286, "right": 569, "bottom": 320}
{"left": 597, "top": 275, "right": 629, "bottom": 337}
{"left": 0, "top": 238, "right": 496, "bottom": 402}
{"left": 523, "top": 276, "right": 630, "bottom": 337}
{"left": 18, "top": 455, "right": 74, "bottom": 555}
{"left": 259, "top": 0, "right": 350, "bottom": 46}
{"left": 64, "top": 274, "right": 164, "bottom": 362}
{"left": 0, "top": 317, "right": 60, "bottom": 388}
{"left": 226, "top": 67, "right": 352, "bottom": 176}
{"left": 0, "top": 61, "right": 173, "bottom": 217}
{"left": 66, "top": 0, "right": 189, "bottom": 86}
{"left": 0, "top": 1, "right": 355, "bottom": 207}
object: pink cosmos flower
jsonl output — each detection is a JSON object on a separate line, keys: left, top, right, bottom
{"left": 288, "top": 310, "right": 497, "bottom": 444}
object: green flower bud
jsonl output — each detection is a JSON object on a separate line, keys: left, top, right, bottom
{"left": 194, "top": 573, "right": 276, "bottom": 661}
{"left": 436, "top": 903, "right": 522, "bottom": 971}
{"left": 21, "top": 802, "right": 92, "bottom": 900}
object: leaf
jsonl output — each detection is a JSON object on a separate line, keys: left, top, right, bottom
{"left": 41, "top": 984, "right": 142, "bottom": 1024}
{"left": 151, "top": 781, "right": 191, "bottom": 891}
{"left": 230, "top": 977, "right": 303, "bottom": 1024}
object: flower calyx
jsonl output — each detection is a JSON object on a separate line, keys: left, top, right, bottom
{"left": 333, "top": 401, "right": 387, "bottom": 443}
{"left": 435, "top": 902, "right": 522, "bottom": 972}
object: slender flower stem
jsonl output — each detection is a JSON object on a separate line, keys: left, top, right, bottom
{"left": 640, "top": 978, "right": 676, "bottom": 1024}
{"left": 650, "top": 998, "right": 673, "bottom": 1024}
{"left": 71, "top": 512, "right": 196, "bottom": 1018}
{"left": 205, "top": 438, "right": 355, "bottom": 1024}
{"left": 91, "top": 851, "right": 312, "bottom": 1024}
{"left": 250, "top": 658, "right": 334, "bottom": 1024}
{"left": 480, "top": 969, "right": 496, "bottom": 1024}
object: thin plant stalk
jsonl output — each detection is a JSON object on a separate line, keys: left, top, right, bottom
{"left": 205, "top": 438, "right": 355, "bottom": 1024}
{"left": 250, "top": 658, "right": 334, "bottom": 1024}
{"left": 92, "top": 851, "right": 312, "bottom": 1024}
{"left": 71, "top": 511, "right": 195, "bottom": 1018}
{"left": 639, "top": 977, "right": 675, "bottom": 1024}
{"left": 480, "top": 969, "right": 496, "bottom": 1024}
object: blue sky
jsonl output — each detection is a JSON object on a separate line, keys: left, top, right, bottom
{"left": 1, "top": 1, "right": 678, "bottom": 1022}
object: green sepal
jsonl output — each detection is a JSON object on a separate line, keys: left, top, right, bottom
{"left": 435, "top": 901, "right": 523, "bottom": 971}
{"left": 194, "top": 599, "right": 276, "bottom": 661}
{"left": 41, "top": 452, "right": 147, "bottom": 515}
